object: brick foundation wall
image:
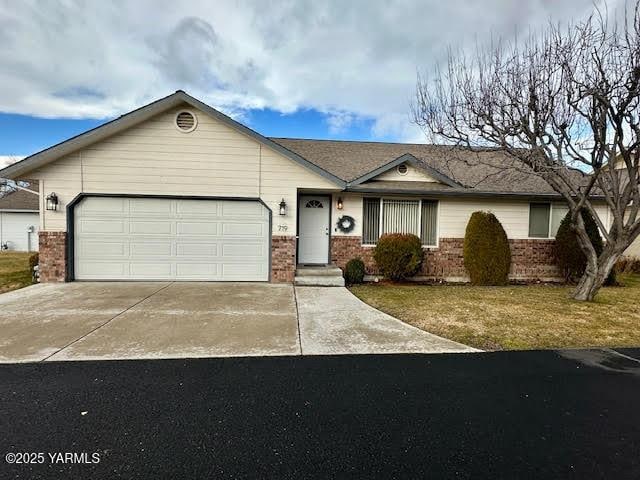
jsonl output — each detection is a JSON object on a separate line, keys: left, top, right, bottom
{"left": 39, "top": 231, "right": 67, "bottom": 282}
{"left": 271, "top": 235, "right": 296, "bottom": 283}
{"left": 331, "top": 236, "right": 560, "bottom": 282}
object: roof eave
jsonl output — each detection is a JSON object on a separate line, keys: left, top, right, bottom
{"left": 0, "top": 209, "right": 39, "bottom": 213}
{"left": 346, "top": 185, "right": 606, "bottom": 201}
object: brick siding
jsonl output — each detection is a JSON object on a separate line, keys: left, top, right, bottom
{"left": 331, "top": 236, "right": 560, "bottom": 282}
{"left": 271, "top": 235, "right": 296, "bottom": 283}
{"left": 39, "top": 231, "right": 67, "bottom": 282}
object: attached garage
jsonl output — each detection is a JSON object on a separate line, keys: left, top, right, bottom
{"left": 0, "top": 212, "right": 39, "bottom": 252}
{"left": 71, "top": 196, "right": 271, "bottom": 281}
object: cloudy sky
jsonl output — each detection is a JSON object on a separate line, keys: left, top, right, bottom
{"left": 0, "top": 0, "right": 615, "bottom": 160}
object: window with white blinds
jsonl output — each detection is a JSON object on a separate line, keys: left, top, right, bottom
{"left": 421, "top": 200, "right": 438, "bottom": 246}
{"left": 362, "top": 198, "right": 381, "bottom": 244}
{"left": 382, "top": 199, "right": 421, "bottom": 236}
{"left": 362, "top": 198, "right": 438, "bottom": 246}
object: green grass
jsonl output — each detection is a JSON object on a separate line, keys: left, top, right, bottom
{"left": 0, "top": 252, "right": 35, "bottom": 294}
{"left": 350, "top": 274, "right": 640, "bottom": 351}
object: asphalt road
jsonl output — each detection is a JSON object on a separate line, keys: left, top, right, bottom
{"left": 2, "top": 349, "right": 640, "bottom": 479}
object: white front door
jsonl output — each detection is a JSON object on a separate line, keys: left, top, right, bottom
{"left": 298, "top": 195, "right": 330, "bottom": 264}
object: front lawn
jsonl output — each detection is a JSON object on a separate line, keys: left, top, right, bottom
{"left": 350, "top": 275, "right": 640, "bottom": 351}
{"left": 0, "top": 252, "right": 34, "bottom": 294}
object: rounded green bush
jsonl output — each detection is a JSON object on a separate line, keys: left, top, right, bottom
{"left": 463, "top": 211, "right": 511, "bottom": 285}
{"left": 373, "top": 233, "right": 423, "bottom": 281}
{"left": 344, "top": 257, "right": 365, "bottom": 285}
{"left": 554, "top": 209, "right": 615, "bottom": 284}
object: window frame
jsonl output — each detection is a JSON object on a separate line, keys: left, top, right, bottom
{"left": 528, "top": 202, "right": 568, "bottom": 239}
{"left": 362, "top": 196, "right": 439, "bottom": 248}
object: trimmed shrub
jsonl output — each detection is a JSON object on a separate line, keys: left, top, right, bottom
{"left": 373, "top": 233, "right": 423, "bottom": 281}
{"left": 344, "top": 258, "right": 365, "bottom": 285}
{"left": 554, "top": 209, "right": 615, "bottom": 284}
{"left": 463, "top": 211, "right": 511, "bottom": 285}
{"left": 28, "top": 252, "right": 39, "bottom": 271}
{"left": 616, "top": 257, "right": 640, "bottom": 275}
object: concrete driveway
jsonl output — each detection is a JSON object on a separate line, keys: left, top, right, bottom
{"left": 0, "top": 283, "right": 476, "bottom": 363}
{"left": 0, "top": 282, "right": 300, "bottom": 362}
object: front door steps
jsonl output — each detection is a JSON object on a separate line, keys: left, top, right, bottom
{"left": 294, "top": 265, "right": 345, "bottom": 287}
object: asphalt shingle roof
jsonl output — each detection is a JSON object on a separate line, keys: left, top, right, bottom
{"left": 0, "top": 180, "right": 39, "bottom": 211}
{"left": 270, "top": 138, "right": 588, "bottom": 195}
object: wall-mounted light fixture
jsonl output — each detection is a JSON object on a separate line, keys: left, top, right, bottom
{"left": 45, "top": 192, "right": 59, "bottom": 211}
{"left": 336, "top": 197, "right": 344, "bottom": 210}
{"left": 279, "top": 198, "right": 287, "bottom": 216}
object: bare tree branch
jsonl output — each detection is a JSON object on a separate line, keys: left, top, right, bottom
{"left": 413, "top": 2, "right": 640, "bottom": 301}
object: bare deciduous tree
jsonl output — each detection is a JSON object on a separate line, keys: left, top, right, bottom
{"left": 413, "top": 3, "right": 640, "bottom": 301}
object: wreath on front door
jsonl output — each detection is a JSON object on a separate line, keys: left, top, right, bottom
{"left": 336, "top": 215, "right": 356, "bottom": 234}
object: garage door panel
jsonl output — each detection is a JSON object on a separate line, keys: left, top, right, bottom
{"left": 177, "top": 221, "right": 221, "bottom": 235}
{"left": 176, "top": 263, "right": 221, "bottom": 277}
{"left": 129, "top": 198, "right": 173, "bottom": 215}
{"left": 222, "top": 222, "right": 266, "bottom": 237}
{"left": 222, "top": 201, "right": 264, "bottom": 217}
{"left": 130, "top": 242, "right": 172, "bottom": 257}
{"left": 79, "top": 219, "right": 126, "bottom": 234}
{"left": 129, "top": 220, "right": 173, "bottom": 235}
{"left": 78, "top": 197, "right": 127, "bottom": 215}
{"left": 176, "top": 200, "right": 219, "bottom": 216}
{"left": 176, "top": 243, "right": 218, "bottom": 257}
{"left": 77, "top": 262, "right": 127, "bottom": 277}
{"left": 129, "top": 262, "right": 173, "bottom": 277}
{"left": 74, "top": 197, "right": 269, "bottom": 281}
{"left": 78, "top": 240, "right": 127, "bottom": 257}
{"left": 222, "top": 263, "right": 266, "bottom": 278}
{"left": 222, "top": 243, "right": 265, "bottom": 257}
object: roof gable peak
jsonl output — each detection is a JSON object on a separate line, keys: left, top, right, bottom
{"left": 348, "top": 153, "right": 463, "bottom": 188}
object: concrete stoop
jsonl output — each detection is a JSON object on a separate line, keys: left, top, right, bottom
{"left": 295, "top": 265, "right": 345, "bottom": 287}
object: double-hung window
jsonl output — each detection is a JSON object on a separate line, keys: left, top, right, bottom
{"left": 362, "top": 197, "right": 438, "bottom": 246}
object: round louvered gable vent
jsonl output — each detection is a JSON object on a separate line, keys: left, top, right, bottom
{"left": 175, "top": 110, "right": 197, "bottom": 132}
{"left": 397, "top": 163, "right": 408, "bottom": 175}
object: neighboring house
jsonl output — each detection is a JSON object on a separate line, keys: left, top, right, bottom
{"left": 0, "top": 181, "right": 39, "bottom": 252}
{"left": 611, "top": 158, "right": 640, "bottom": 259}
{"left": 0, "top": 91, "right": 611, "bottom": 283}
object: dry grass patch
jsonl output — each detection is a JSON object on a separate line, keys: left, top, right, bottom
{"left": 350, "top": 275, "right": 640, "bottom": 351}
{"left": 0, "top": 252, "right": 34, "bottom": 294}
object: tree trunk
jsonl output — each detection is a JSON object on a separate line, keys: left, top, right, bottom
{"left": 571, "top": 250, "right": 621, "bottom": 301}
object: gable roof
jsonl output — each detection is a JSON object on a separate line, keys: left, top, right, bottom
{"left": 0, "top": 180, "right": 39, "bottom": 211}
{"left": 349, "top": 153, "right": 463, "bottom": 187}
{"left": 269, "top": 138, "right": 592, "bottom": 196}
{"left": 0, "top": 91, "right": 594, "bottom": 198}
{"left": 0, "top": 91, "right": 346, "bottom": 187}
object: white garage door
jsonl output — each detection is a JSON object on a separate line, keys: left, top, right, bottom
{"left": 0, "top": 212, "right": 39, "bottom": 252}
{"left": 74, "top": 197, "right": 270, "bottom": 281}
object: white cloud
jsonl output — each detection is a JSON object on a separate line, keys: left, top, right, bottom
{"left": 0, "top": 156, "right": 24, "bottom": 168}
{"left": 326, "top": 111, "right": 357, "bottom": 135}
{"left": 0, "top": 0, "right": 614, "bottom": 142}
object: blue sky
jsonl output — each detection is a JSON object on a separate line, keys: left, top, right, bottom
{"left": 0, "top": 108, "right": 379, "bottom": 158}
{"left": 0, "top": 0, "right": 607, "bottom": 161}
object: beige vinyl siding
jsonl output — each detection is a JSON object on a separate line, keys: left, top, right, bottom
{"left": 347, "top": 196, "right": 611, "bottom": 241}
{"left": 440, "top": 199, "right": 610, "bottom": 239}
{"left": 330, "top": 193, "right": 363, "bottom": 236}
{"left": 372, "top": 163, "right": 438, "bottom": 182}
{"left": 438, "top": 199, "right": 531, "bottom": 238}
{"left": 626, "top": 235, "right": 640, "bottom": 257}
{"left": 31, "top": 104, "right": 337, "bottom": 234}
